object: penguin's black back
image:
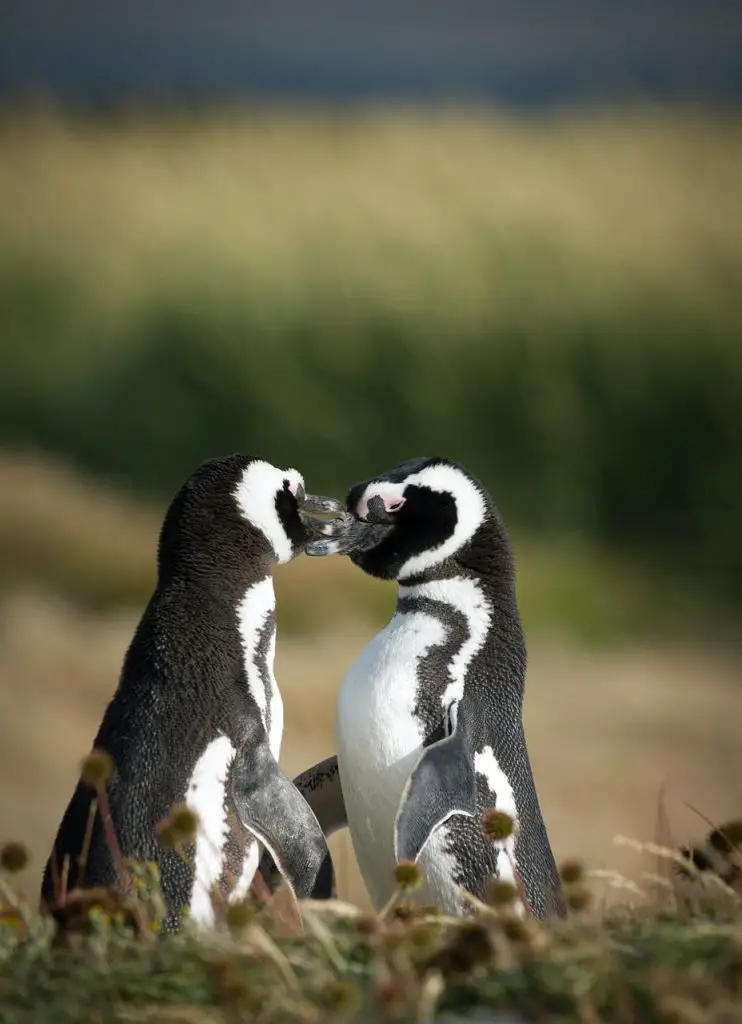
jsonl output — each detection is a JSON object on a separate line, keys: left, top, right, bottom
{"left": 40, "top": 579, "right": 262, "bottom": 928}
{"left": 41, "top": 456, "right": 285, "bottom": 931}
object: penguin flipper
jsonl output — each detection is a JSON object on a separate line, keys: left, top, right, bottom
{"left": 257, "top": 755, "right": 346, "bottom": 897}
{"left": 291, "top": 755, "right": 347, "bottom": 837}
{"left": 394, "top": 702, "right": 477, "bottom": 864}
{"left": 231, "top": 733, "right": 334, "bottom": 903}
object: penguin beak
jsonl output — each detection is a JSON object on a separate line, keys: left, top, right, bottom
{"left": 299, "top": 494, "right": 347, "bottom": 518}
{"left": 298, "top": 493, "right": 351, "bottom": 543}
{"left": 304, "top": 516, "right": 393, "bottom": 557}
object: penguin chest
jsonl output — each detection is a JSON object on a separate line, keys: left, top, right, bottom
{"left": 336, "top": 611, "right": 446, "bottom": 906}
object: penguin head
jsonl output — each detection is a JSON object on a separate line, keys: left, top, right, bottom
{"left": 307, "top": 456, "right": 511, "bottom": 583}
{"left": 157, "top": 455, "right": 345, "bottom": 580}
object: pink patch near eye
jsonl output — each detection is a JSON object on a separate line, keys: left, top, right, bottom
{"left": 384, "top": 497, "right": 406, "bottom": 513}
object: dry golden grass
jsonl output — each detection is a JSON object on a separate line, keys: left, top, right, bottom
{"left": 0, "top": 448, "right": 392, "bottom": 626}
{"left": 1, "top": 105, "right": 740, "bottom": 323}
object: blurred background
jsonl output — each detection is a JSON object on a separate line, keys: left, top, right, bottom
{"left": 1, "top": 1, "right": 742, "bottom": 908}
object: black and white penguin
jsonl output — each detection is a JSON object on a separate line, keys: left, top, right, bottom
{"left": 40, "top": 455, "right": 343, "bottom": 932}
{"left": 297, "top": 456, "right": 565, "bottom": 919}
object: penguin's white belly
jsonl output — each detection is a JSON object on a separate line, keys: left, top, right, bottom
{"left": 337, "top": 611, "right": 464, "bottom": 912}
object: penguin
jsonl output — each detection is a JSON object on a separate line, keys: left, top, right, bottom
{"left": 258, "top": 755, "right": 347, "bottom": 897}
{"left": 40, "top": 454, "right": 344, "bottom": 932}
{"left": 288, "top": 456, "right": 565, "bottom": 919}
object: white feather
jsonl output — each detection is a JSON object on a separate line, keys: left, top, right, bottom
{"left": 236, "top": 576, "right": 283, "bottom": 757}
{"left": 336, "top": 610, "right": 446, "bottom": 909}
{"left": 473, "top": 745, "right": 523, "bottom": 914}
{"left": 185, "top": 735, "right": 236, "bottom": 926}
{"left": 233, "top": 460, "right": 303, "bottom": 564}
{"left": 400, "top": 577, "right": 492, "bottom": 707}
{"left": 230, "top": 577, "right": 283, "bottom": 902}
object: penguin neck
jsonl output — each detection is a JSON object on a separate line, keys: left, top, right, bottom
{"left": 397, "top": 564, "right": 519, "bottom": 617}
{"left": 396, "top": 571, "right": 526, "bottom": 702}
{"left": 235, "top": 575, "right": 282, "bottom": 755}
{"left": 154, "top": 567, "right": 278, "bottom": 677}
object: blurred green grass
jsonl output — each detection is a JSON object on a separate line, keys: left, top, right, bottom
{"left": 1, "top": 104, "right": 741, "bottom": 613}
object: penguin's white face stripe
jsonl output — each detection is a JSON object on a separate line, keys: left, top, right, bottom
{"left": 186, "top": 734, "right": 236, "bottom": 927}
{"left": 358, "top": 464, "right": 487, "bottom": 580}
{"left": 233, "top": 461, "right": 304, "bottom": 564}
{"left": 473, "top": 745, "right": 524, "bottom": 916}
{"left": 399, "top": 577, "right": 492, "bottom": 709}
{"left": 236, "top": 577, "right": 283, "bottom": 760}
{"left": 356, "top": 483, "right": 407, "bottom": 520}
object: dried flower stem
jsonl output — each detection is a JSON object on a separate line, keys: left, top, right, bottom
{"left": 77, "top": 798, "right": 98, "bottom": 888}
{"left": 60, "top": 855, "right": 70, "bottom": 903}
{"left": 48, "top": 850, "right": 62, "bottom": 904}
{"left": 379, "top": 889, "right": 401, "bottom": 920}
{"left": 505, "top": 849, "right": 533, "bottom": 918}
{"left": 96, "top": 780, "right": 127, "bottom": 891}
{"left": 0, "top": 876, "right": 18, "bottom": 908}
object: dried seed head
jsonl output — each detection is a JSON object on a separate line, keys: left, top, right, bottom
{"left": 145, "top": 861, "right": 161, "bottom": 884}
{"left": 321, "top": 979, "right": 360, "bottom": 1014}
{"left": 482, "top": 809, "right": 515, "bottom": 843}
{"left": 392, "top": 900, "right": 419, "bottom": 922}
{"left": 0, "top": 842, "right": 29, "bottom": 874}
{"left": 559, "top": 859, "right": 585, "bottom": 885}
{"left": 156, "top": 824, "right": 176, "bottom": 850}
{"left": 157, "top": 804, "right": 199, "bottom": 849}
{"left": 406, "top": 922, "right": 439, "bottom": 954}
{"left": 447, "top": 920, "right": 494, "bottom": 971}
{"left": 80, "top": 749, "right": 115, "bottom": 788}
{"left": 485, "top": 878, "right": 519, "bottom": 908}
{"left": 709, "top": 820, "right": 742, "bottom": 853}
{"left": 500, "top": 915, "right": 546, "bottom": 955}
{"left": 383, "top": 927, "right": 408, "bottom": 954}
{"left": 355, "top": 913, "right": 380, "bottom": 937}
{"left": 376, "top": 975, "right": 410, "bottom": 1010}
{"left": 49, "top": 886, "right": 145, "bottom": 941}
{"left": 225, "top": 900, "right": 253, "bottom": 934}
{"left": 122, "top": 858, "right": 144, "bottom": 878}
{"left": 393, "top": 859, "right": 423, "bottom": 892}
{"left": 565, "top": 885, "right": 592, "bottom": 912}
{"left": 172, "top": 805, "right": 199, "bottom": 838}
{"left": 499, "top": 914, "right": 535, "bottom": 945}
{"left": 674, "top": 844, "right": 711, "bottom": 878}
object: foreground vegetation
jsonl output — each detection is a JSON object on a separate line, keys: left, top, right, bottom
{"left": 2, "top": 813, "right": 741, "bottom": 1024}
{"left": 1, "top": 105, "right": 742, "bottom": 607}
